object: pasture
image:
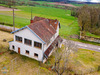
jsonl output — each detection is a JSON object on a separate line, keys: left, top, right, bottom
{"left": 0, "top": 5, "right": 79, "bottom": 38}
{"left": 0, "top": 1, "right": 99, "bottom": 43}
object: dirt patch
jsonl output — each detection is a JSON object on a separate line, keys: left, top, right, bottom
{"left": 0, "top": 6, "right": 20, "bottom": 11}
{"left": 48, "top": 3, "right": 77, "bottom": 8}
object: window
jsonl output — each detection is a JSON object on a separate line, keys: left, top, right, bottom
{"left": 34, "top": 41, "right": 42, "bottom": 49}
{"left": 34, "top": 53, "right": 38, "bottom": 58}
{"left": 24, "top": 38, "right": 32, "bottom": 46}
{"left": 26, "top": 50, "right": 29, "bottom": 55}
{"left": 12, "top": 45, "right": 15, "bottom": 50}
{"left": 15, "top": 35, "right": 22, "bottom": 42}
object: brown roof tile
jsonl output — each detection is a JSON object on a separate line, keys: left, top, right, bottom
{"left": 28, "top": 19, "right": 56, "bottom": 43}
{"left": 33, "top": 16, "right": 59, "bottom": 30}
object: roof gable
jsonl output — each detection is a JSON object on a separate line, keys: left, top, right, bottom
{"left": 11, "top": 26, "right": 45, "bottom": 44}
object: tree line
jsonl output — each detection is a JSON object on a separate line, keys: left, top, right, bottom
{"left": 77, "top": 5, "right": 100, "bottom": 35}
{"left": 0, "top": 0, "right": 40, "bottom": 8}
{"left": 31, "top": 0, "right": 67, "bottom": 2}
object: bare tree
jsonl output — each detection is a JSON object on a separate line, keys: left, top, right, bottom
{"left": 53, "top": 40, "right": 78, "bottom": 75}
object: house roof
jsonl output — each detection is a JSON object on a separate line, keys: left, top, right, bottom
{"left": 28, "top": 16, "right": 60, "bottom": 43}
{"left": 44, "top": 35, "right": 63, "bottom": 58}
{"left": 11, "top": 16, "right": 60, "bottom": 43}
{"left": 33, "top": 16, "right": 60, "bottom": 30}
{"left": 28, "top": 19, "right": 56, "bottom": 43}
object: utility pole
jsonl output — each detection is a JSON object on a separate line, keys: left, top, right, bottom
{"left": 30, "top": 7, "right": 33, "bottom": 23}
{"left": 31, "top": 7, "right": 32, "bottom": 20}
{"left": 13, "top": 8, "right": 15, "bottom": 31}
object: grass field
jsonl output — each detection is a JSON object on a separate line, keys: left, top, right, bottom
{"left": 0, "top": 5, "right": 79, "bottom": 38}
{"left": 48, "top": 48, "right": 100, "bottom": 74}
{"left": 0, "top": 2, "right": 100, "bottom": 44}
{"left": 73, "top": 48, "right": 100, "bottom": 74}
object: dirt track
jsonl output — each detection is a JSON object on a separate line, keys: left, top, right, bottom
{"left": 63, "top": 39, "right": 100, "bottom": 52}
{"left": 0, "top": 6, "right": 20, "bottom": 11}
{"left": 48, "top": 3, "right": 77, "bottom": 8}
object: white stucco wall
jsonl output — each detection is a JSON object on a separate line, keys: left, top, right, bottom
{"left": 9, "top": 23, "right": 60, "bottom": 61}
{"left": 9, "top": 28, "right": 44, "bottom": 61}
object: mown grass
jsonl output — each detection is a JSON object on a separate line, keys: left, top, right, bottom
{"left": 0, "top": 3, "right": 100, "bottom": 42}
{"left": 0, "top": 5, "right": 79, "bottom": 37}
{"left": 0, "top": 14, "right": 30, "bottom": 28}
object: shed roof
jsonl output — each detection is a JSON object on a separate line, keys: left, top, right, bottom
{"left": 44, "top": 35, "right": 63, "bottom": 58}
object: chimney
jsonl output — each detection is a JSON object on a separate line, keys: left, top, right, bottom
{"left": 30, "top": 7, "right": 33, "bottom": 24}
{"left": 30, "top": 19, "right": 33, "bottom": 23}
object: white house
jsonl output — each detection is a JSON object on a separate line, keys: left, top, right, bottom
{"left": 9, "top": 16, "right": 63, "bottom": 63}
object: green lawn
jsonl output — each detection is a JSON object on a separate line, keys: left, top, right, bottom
{"left": 0, "top": 5, "right": 79, "bottom": 37}
{"left": 0, "top": 2, "right": 99, "bottom": 41}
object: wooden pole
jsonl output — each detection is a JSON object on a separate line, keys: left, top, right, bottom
{"left": 31, "top": 7, "right": 32, "bottom": 20}
{"left": 13, "top": 8, "right": 15, "bottom": 31}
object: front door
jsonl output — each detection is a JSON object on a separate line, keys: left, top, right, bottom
{"left": 18, "top": 47, "right": 20, "bottom": 54}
